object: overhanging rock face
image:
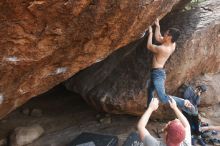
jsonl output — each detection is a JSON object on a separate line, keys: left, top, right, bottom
{"left": 0, "top": 0, "right": 182, "bottom": 118}
{"left": 65, "top": 0, "right": 220, "bottom": 116}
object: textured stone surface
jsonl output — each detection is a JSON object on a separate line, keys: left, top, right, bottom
{"left": 65, "top": 0, "right": 220, "bottom": 115}
{"left": 9, "top": 124, "right": 44, "bottom": 146}
{"left": 0, "top": 0, "right": 181, "bottom": 118}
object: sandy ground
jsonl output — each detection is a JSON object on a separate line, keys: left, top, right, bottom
{"left": 0, "top": 85, "right": 219, "bottom": 146}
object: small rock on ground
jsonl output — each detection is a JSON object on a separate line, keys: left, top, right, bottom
{"left": 30, "top": 109, "right": 42, "bottom": 117}
{"left": 9, "top": 124, "right": 44, "bottom": 146}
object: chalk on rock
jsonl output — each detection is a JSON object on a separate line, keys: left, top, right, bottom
{"left": 10, "top": 124, "right": 44, "bottom": 146}
{"left": 0, "top": 94, "right": 4, "bottom": 105}
{"left": 55, "top": 67, "right": 67, "bottom": 74}
{"left": 5, "top": 56, "right": 19, "bottom": 62}
{"left": 140, "top": 30, "right": 147, "bottom": 38}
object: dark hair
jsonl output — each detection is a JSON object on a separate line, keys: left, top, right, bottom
{"left": 167, "top": 28, "right": 180, "bottom": 43}
{"left": 196, "top": 84, "right": 207, "bottom": 93}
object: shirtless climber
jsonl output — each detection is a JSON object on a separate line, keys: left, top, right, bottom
{"left": 146, "top": 18, "right": 193, "bottom": 110}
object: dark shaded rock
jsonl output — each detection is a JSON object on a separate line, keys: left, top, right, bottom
{"left": 96, "top": 114, "right": 101, "bottom": 119}
{"left": 20, "top": 108, "right": 30, "bottom": 116}
{"left": 99, "top": 117, "right": 112, "bottom": 125}
{"left": 65, "top": 0, "right": 220, "bottom": 116}
{"left": 65, "top": 37, "right": 151, "bottom": 115}
{"left": 30, "top": 109, "right": 42, "bottom": 117}
{"left": 99, "top": 114, "right": 112, "bottom": 124}
{"left": 0, "top": 0, "right": 182, "bottom": 119}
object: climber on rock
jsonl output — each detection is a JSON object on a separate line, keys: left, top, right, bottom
{"left": 146, "top": 18, "right": 193, "bottom": 110}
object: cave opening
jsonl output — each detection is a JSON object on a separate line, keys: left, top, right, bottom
{"left": 0, "top": 84, "right": 138, "bottom": 146}
{"left": 0, "top": 84, "right": 97, "bottom": 144}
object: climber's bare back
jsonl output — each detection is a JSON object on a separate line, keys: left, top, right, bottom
{"left": 152, "top": 43, "right": 176, "bottom": 68}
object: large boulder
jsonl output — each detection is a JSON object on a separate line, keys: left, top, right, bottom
{"left": 0, "top": 0, "right": 182, "bottom": 118}
{"left": 65, "top": 0, "right": 220, "bottom": 115}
